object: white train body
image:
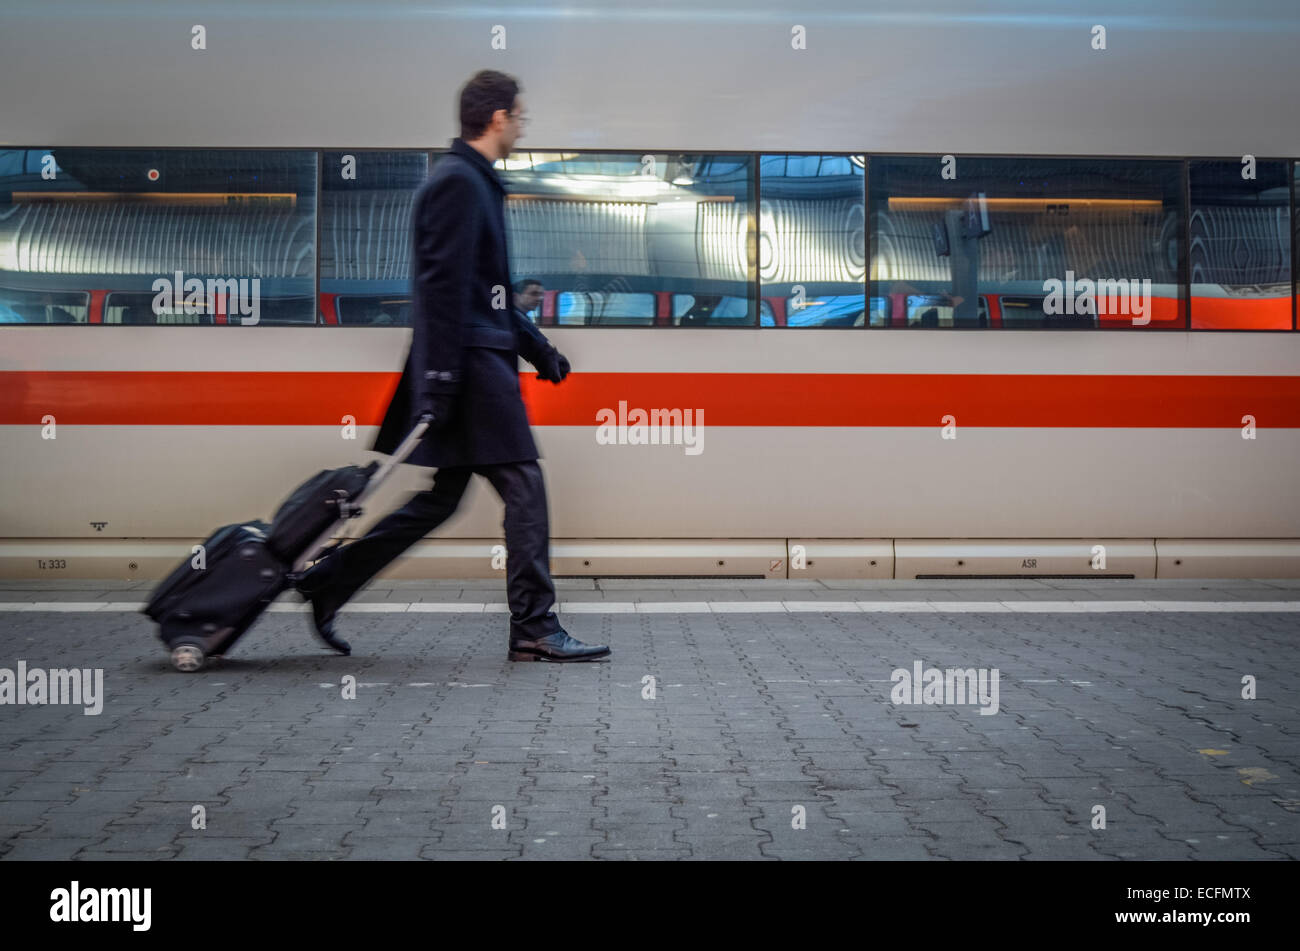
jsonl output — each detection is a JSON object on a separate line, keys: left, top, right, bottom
{"left": 1, "top": 2, "right": 1297, "bottom": 579}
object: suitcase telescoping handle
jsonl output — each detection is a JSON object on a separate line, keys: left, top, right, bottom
{"left": 292, "top": 414, "right": 433, "bottom": 574}
{"left": 351, "top": 413, "right": 433, "bottom": 511}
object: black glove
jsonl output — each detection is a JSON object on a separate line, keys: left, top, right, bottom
{"left": 418, "top": 370, "right": 460, "bottom": 430}
{"left": 536, "top": 349, "right": 570, "bottom": 384}
{"left": 417, "top": 392, "right": 455, "bottom": 430}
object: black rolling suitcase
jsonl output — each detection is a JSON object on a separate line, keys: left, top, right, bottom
{"left": 143, "top": 417, "right": 431, "bottom": 671}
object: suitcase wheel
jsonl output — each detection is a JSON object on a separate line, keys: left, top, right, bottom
{"left": 171, "top": 643, "right": 206, "bottom": 673}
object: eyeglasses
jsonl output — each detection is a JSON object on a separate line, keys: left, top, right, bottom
{"left": 505, "top": 110, "right": 529, "bottom": 126}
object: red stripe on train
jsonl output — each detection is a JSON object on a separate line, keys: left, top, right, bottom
{"left": 0, "top": 371, "right": 1297, "bottom": 427}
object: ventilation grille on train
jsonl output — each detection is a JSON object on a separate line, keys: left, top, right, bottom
{"left": 556, "top": 574, "right": 766, "bottom": 580}
{"left": 916, "top": 574, "right": 1137, "bottom": 580}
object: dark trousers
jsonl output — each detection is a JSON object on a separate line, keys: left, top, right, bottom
{"left": 304, "top": 460, "right": 562, "bottom": 641}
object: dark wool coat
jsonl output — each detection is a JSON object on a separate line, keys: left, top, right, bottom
{"left": 371, "top": 138, "right": 558, "bottom": 467}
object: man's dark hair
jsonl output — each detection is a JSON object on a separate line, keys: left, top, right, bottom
{"left": 459, "top": 70, "right": 521, "bottom": 140}
{"left": 513, "top": 279, "right": 542, "bottom": 294}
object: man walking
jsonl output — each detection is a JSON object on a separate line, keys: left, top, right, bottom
{"left": 296, "top": 70, "right": 609, "bottom": 664}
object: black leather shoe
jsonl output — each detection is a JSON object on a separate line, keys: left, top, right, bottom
{"left": 508, "top": 629, "right": 610, "bottom": 663}
{"left": 309, "top": 596, "right": 351, "bottom": 656}
{"left": 294, "top": 572, "right": 350, "bottom": 656}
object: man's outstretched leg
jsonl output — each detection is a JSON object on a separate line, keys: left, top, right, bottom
{"left": 478, "top": 460, "right": 610, "bottom": 662}
{"left": 295, "top": 465, "right": 473, "bottom": 653}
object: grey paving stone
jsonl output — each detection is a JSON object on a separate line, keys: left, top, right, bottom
{"left": 2, "top": 781, "right": 84, "bottom": 801}
{"left": 422, "top": 848, "right": 522, "bottom": 860}
{"left": 423, "top": 826, "right": 522, "bottom": 850}
{"left": 926, "top": 842, "right": 1028, "bottom": 860}
{"left": 848, "top": 837, "right": 937, "bottom": 860}
{"left": 65, "top": 848, "right": 178, "bottom": 860}
{"left": 0, "top": 800, "right": 58, "bottom": 825}
{"left": 673, "top": 836, "right": 773, "bottom": 860}
{"left": 88, "top": 826, "right": 182, "bottom": 851}
{"left": 1091, "top": 834, "right": 1198, "bottom": 860}
{"left": 341, "top": 838, "right": 435, "bottom": 860}
{"left": 969, "top": 788, "right": 1060, "bottom": 810}
{"left": 591, "top": 846, "right": 693, "bottom": 860}
{"left": 1021, "top": 838, "right": 1113, "bottom": 860}
{"left": 2, "top": 835, "right": 107, "bottom": 859}
{"left": 301, "top": 782, "right": 384, "bottom": 802}
{"left": 818, "top": 810, "right": 917, "bottom": 835}
{"left": 985, "top": 809, "right": 1085, "bottom": 837}
{"left": 255, "top": 824, "right": 350, "bottom": 851}
{"left": 173, "top": 836, "right": 276, "bottom": 858}
{"left": 758, "top": 837, "right": 863, "bottom": 860}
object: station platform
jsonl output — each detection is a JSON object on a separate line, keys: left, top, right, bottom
{"left": 1, "top": 577, "right": 1297, "bottom": 861}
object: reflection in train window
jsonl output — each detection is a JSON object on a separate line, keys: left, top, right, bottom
{"left": 1, "top": 146, "right": 1293, "bottom": 334}
{"left": 869, "top": 156, "right": 1184, "bottom": 329}
{"left": 671, "top": 294, "right": 752, "bottom": 326}
{"left": 0, "top": 288, "right": 88, "bottom": 324}
{"left": 759, "top": 154, "right": 865, "bottom": 327}
{"left": 998, "top": 296, "right": 1087, "bottom": 328}
{"left": 104, "top": 291, "right": 316, "bottom": 325}
{"left": 502, "top": 152, "right": 756, "bottom": 326}
{"left": 790, "top": 295, "right": 866, "bottom": 327}
{"left": 319, "top": 151, "right": 428, "bottom": 326}
{"left": 759, "top": 294, "right": 867, "bottom": 327}
{"left": 904, "top": 294, "right": 989, "bottom": 328}
{"left": 1188, "top": 160, "right": 1291, "bottom": 330}
{"left": 333, "top": 296, "right": 412, "bottom": 326}
{"left": 555, "top": 291, "right": 654, "bottom": 325}
{"left": 0, "top": 147, "right": 318, "bottom": 326}
{"left": 868, "top": 296, "right": 888, "bottom": 327}
{"left": 105, "top": 291, "right": 207, "bottom": 325}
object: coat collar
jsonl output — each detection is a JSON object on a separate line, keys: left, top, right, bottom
{"left": 450, "top": 137, "right": 506, "bottom": 195}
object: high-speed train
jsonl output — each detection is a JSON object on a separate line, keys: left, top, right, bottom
{"left": 1, "top": 3, "right": 1298, "bottom": 581}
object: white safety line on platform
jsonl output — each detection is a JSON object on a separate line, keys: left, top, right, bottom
{"left": 1, "top": 600, "right": 1299, "bottom": 614}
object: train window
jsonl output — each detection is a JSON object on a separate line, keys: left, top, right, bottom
{"left": 904, "top": 294, "right": 989, "bottom": 328}
{"left": 868, "top": 296, "right": 888, "bottom": 327}
{"left": 102, "top": 291, "right": 315, "bottom": 326}
{"left": 868, "top": 156, "right": 1185, "bottom": 329}
{"left": 555, "top": 291, "right": 654, "bottom": 325}
{"left": 500, "top": 151, "right": 756, "bottom": 325}
{"left": 761, "top": 293, "right": 869, "bottom": 327}
{"left": 334, "top": 296, "right": 413, "bottom": 326}
{"left": 1188, "top": 160, "right": 1291, "bottom": 330}
{"left": 759, "top": 154, "right": 865, "bottom": 327}
{"left": 671, "top": 294, "right": 752, "bottom": 326}
{"left": 999, "top": 296, "right": 1086, "bottom": 328}
{"left": 0, "top": 288, "right": 88, "bottom": 323}
{"left": 786, "top": 295, "right": 866, "bottom": 327}
{"left": 319, "top": 151, "right": 428, "bottom": 326}
{"left": 0, "top": 147, "right": 317, "bottom": 326}
{"left": 105, "top": 291, "right": 207, "bottom": 325}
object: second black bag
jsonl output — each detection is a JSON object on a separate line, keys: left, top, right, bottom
{"left": 266, "top": 461, "right": 379, "bottom": 563}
